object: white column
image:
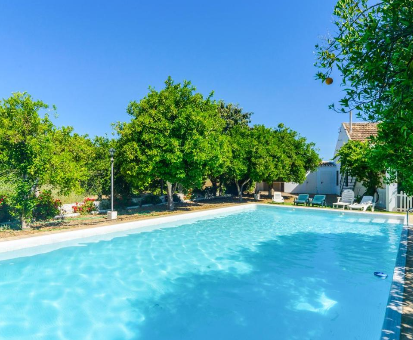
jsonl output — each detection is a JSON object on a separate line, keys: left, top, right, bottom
{"left": 386, "top": 182, "right": 398, "bottom": 212}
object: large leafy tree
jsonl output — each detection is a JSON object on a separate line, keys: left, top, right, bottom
{"left": 0, "top": 93, "right": 90, "bottom": 227}
{"left": 334, "top": 140, "right": 383, "bottom": 197}
{"left": 82, "top": 136, "right": 114, "bottom": 198}
{"left": 206, "top": 102, "right": 252, "bottom": 196}
{"left": 116, "top": 77, "right": 226, "bottom": 210}
{"left": 50, "top": 127, "right": 94, "bottom": 192}
{"left": 273, "top": 124, "right": 321, "bottom": 183}
{"left": 316, "top": 0, "right": 413, "bottom": 193}
{"left": 227, "top": 124, "right": 320, "bottom": 200}
{"left": 217, "top": 101, "right": 252, "bottom": 132}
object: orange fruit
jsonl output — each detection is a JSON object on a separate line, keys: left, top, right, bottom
{"left": 325, "top": 77, "right": 333, "bottom": 85}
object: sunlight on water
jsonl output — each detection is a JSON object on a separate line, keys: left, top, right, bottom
{"left": 294, "top": 292, "right": 337, "bottom": 314}
{"left": 0, "top": 206, "right": 403, "bottom": 340}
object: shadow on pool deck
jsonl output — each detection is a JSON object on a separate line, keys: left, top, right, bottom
{"left": 401, "top": 227, "right": 413, "bottom": 340}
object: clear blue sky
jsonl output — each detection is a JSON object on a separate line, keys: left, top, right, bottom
{"left": 0, "top": 0, "right": 357, "bottom": 160}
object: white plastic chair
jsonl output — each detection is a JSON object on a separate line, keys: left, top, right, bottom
{"left": 272, "top": 192, "right": 285, "bottom": 204}
{"left": 348, "top": 196, "right": 375, "bottom": 212}
{"left": 333, "top": 189, "right": 355, "bottom": 210}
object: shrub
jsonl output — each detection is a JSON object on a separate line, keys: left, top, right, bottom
{"left": 0, "top": 195, "right": 12, "bottom": 223}
{"left": 188, "top": 188, "right": 211, "bottom": 200}
{"left": 72, "top": 198, "right": 98, "bottom": 215}
{"left": 98, "top": 199, "right": 111, "bottom": 210}
{"left": 141, "top": 194, "right": 162, "bottom": 205}
{"left": 173, "top": 193, "right": 182, "bottom": 203}
{"left": 183, "top": 189, "right": 193, "bottom": 201}
{"left": 114, "top": 195, "right": 132, "bottom": 208}
{"left": 32, "top": 191, "right": 62, "bottom": 221}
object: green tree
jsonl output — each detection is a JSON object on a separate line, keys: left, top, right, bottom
{"left": 116, "top": 77, "right": 226, "bottom": 210}
{"left": 0, "top": 93, "right": 90, "bottom": 227}
{"left": 50, "top": 127, "right": 94, "bottom": 193}
{"left": 272, "top": 124, "right": 320, "bottom": 184}
{"left": 316, "top": 0, "right": 413, "bottom": 193}
{"left": 82, "top": 136, "right": 112, "bottom": 198}
{"left": 218, "top": 101, "right": 252, "bottom": 132}
{"left": 227, "top": 124, "right": 320, "bottom": 200}
{"left": 206, "top": 102, "right": 252, "bottom": 196}
{"left": 334, "top": 140, "right": 384, "bottom": 198}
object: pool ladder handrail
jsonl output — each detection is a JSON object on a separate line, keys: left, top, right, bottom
{"left": 407, "top": 207, "right": 413, "bottom": 226}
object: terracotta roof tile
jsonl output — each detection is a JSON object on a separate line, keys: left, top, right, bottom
{"left": 319, "top": 161, "right": 336, "bottom": 167}
{"left": 343, "top": 122, "right": 378, "bottom": 141}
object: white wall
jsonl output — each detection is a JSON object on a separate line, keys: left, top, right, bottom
{"left": 284, "top": 182, "right": 299, "bottom": 193}
{"left": 353, "top": 182, "right": 366, "bottom": 198}
{"left": 334, "top": 123, "right": 350, "bottom": 182}
{"left": 288, "top": 171, "right": 318, "bottom": 194}
{"left": 334, "top": 123, "right": 350, "bottom": 158}
{"left": 386, "top": 183, "right": 398, "bottom": 212}
{"left": 284, "top": 165, "right": 339, "bottom": 195}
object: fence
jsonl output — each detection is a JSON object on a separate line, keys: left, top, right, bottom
{"left": 396, "top": 191, "right": 413, "bottom": 212}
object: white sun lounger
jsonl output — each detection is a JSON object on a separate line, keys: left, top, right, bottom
{"left": 348, "top": 196, "right": 375, "bottom": 212}
{"left": 333, "top": 189, "right": 355, "bottom": 210}
{"left": 272, "top": 192, "right": 285, "bottom": 204}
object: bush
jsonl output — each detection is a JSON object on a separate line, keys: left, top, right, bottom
{"left": 32, "top": 191, "right": 62, "bottom": 221}
{"left": 72, "top": 198, "right": 98, "bottom": 215}
{"left": 98, "top": 199, "right": 111, "bottom": 210}
{"left": 0, "top": 195, "right": 12, "bottom": 223}
{"left": 141, "top": 194, "right": 162, "bottom": 205}
{"left": 173, "top": 193, "right": 182, "bottom": 202}
{"left": 114, "top": 195, "right": 132, "bottom": 208}
{"left": 188, "top": 188, "right": 213, "bottom": 200}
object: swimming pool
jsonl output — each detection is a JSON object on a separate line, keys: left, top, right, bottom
{"left": 0, "top": 205, "right": 405, "bottom": 339}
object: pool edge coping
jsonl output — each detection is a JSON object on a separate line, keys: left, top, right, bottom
{"left": 0, "top": 204, "right": 256, "bottom": 254}
{"left": 380, "top": 222, "right": 409, "bottom": 340}
{"left": 0, "top": 203, "right": 406, "bottom": 254}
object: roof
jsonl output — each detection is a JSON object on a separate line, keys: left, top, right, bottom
{"left": 319, "top": 161, "right": 336, "bottom": 167}
{"left": 343, "top": 122, "right": 378, "bottom": 141}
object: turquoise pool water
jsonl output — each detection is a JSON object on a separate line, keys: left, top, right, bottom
{"left": 0, "top": 206, "right": 403, "bottom": 340}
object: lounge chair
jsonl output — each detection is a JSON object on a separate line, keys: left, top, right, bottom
{"left": 333, "top": 189, "right": 355, "bottom": 210}
{"left": 294, "top": 194, "right": 309, "bottom": 206}
{"left": 310, "top": 195, "right": 326, "bottom": 207}
{"left": 348, "top": 196, "right": 375, "bottom": 212}
{"left": 272, "top": 192, "right": 284, "bottom": 204}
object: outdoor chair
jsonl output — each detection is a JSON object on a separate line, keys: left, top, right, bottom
{"left": 348, "top": 196, "right": 375, "bottom": 212}
{"left": 272, "top": 192, "right": 284, "bottom": 204}
{"left": 310, "top": 195, "right": 326, "bottom": 207}
{"left": 333, "top": 189, "right": 355, "bottom": 210}
{"left": 294, "top": 194, "right": 309, "bottom": 206}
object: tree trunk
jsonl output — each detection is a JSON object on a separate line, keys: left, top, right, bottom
{"left": 20, "top": 213, "right": 28, "bottom": 229}
{"left": 235, "top": 181, "right": 243, "bottom": 201}
{"left": 267, "top": 182, "right": 274, "bottom": 199}
{"left": 254, "top": 182, "right": 259, "bottom": 201}
{"left": 211, "top": 179, "right": 219, "bottom": 197}
{"left": 217, "top": 182, "right": 222, "bottom": 197}
{"left": 166, "top": 181, "right": 174, "bottom": 210}
{"left": 20, "top": 173, "right": 30, "bottom": 229}
{"left": 237, "top": 179, "right": 251, "bottom": 202}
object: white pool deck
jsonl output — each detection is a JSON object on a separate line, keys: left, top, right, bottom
{"left": 0, "top": 203, "right": 406, "bottom": 255}
{"left": 0, "top": 205, "right": 249, "bottom": 254}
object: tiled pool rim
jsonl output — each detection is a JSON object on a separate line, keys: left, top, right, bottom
{"left": 0, "top": 203, "right": 408, "bottom": 340}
